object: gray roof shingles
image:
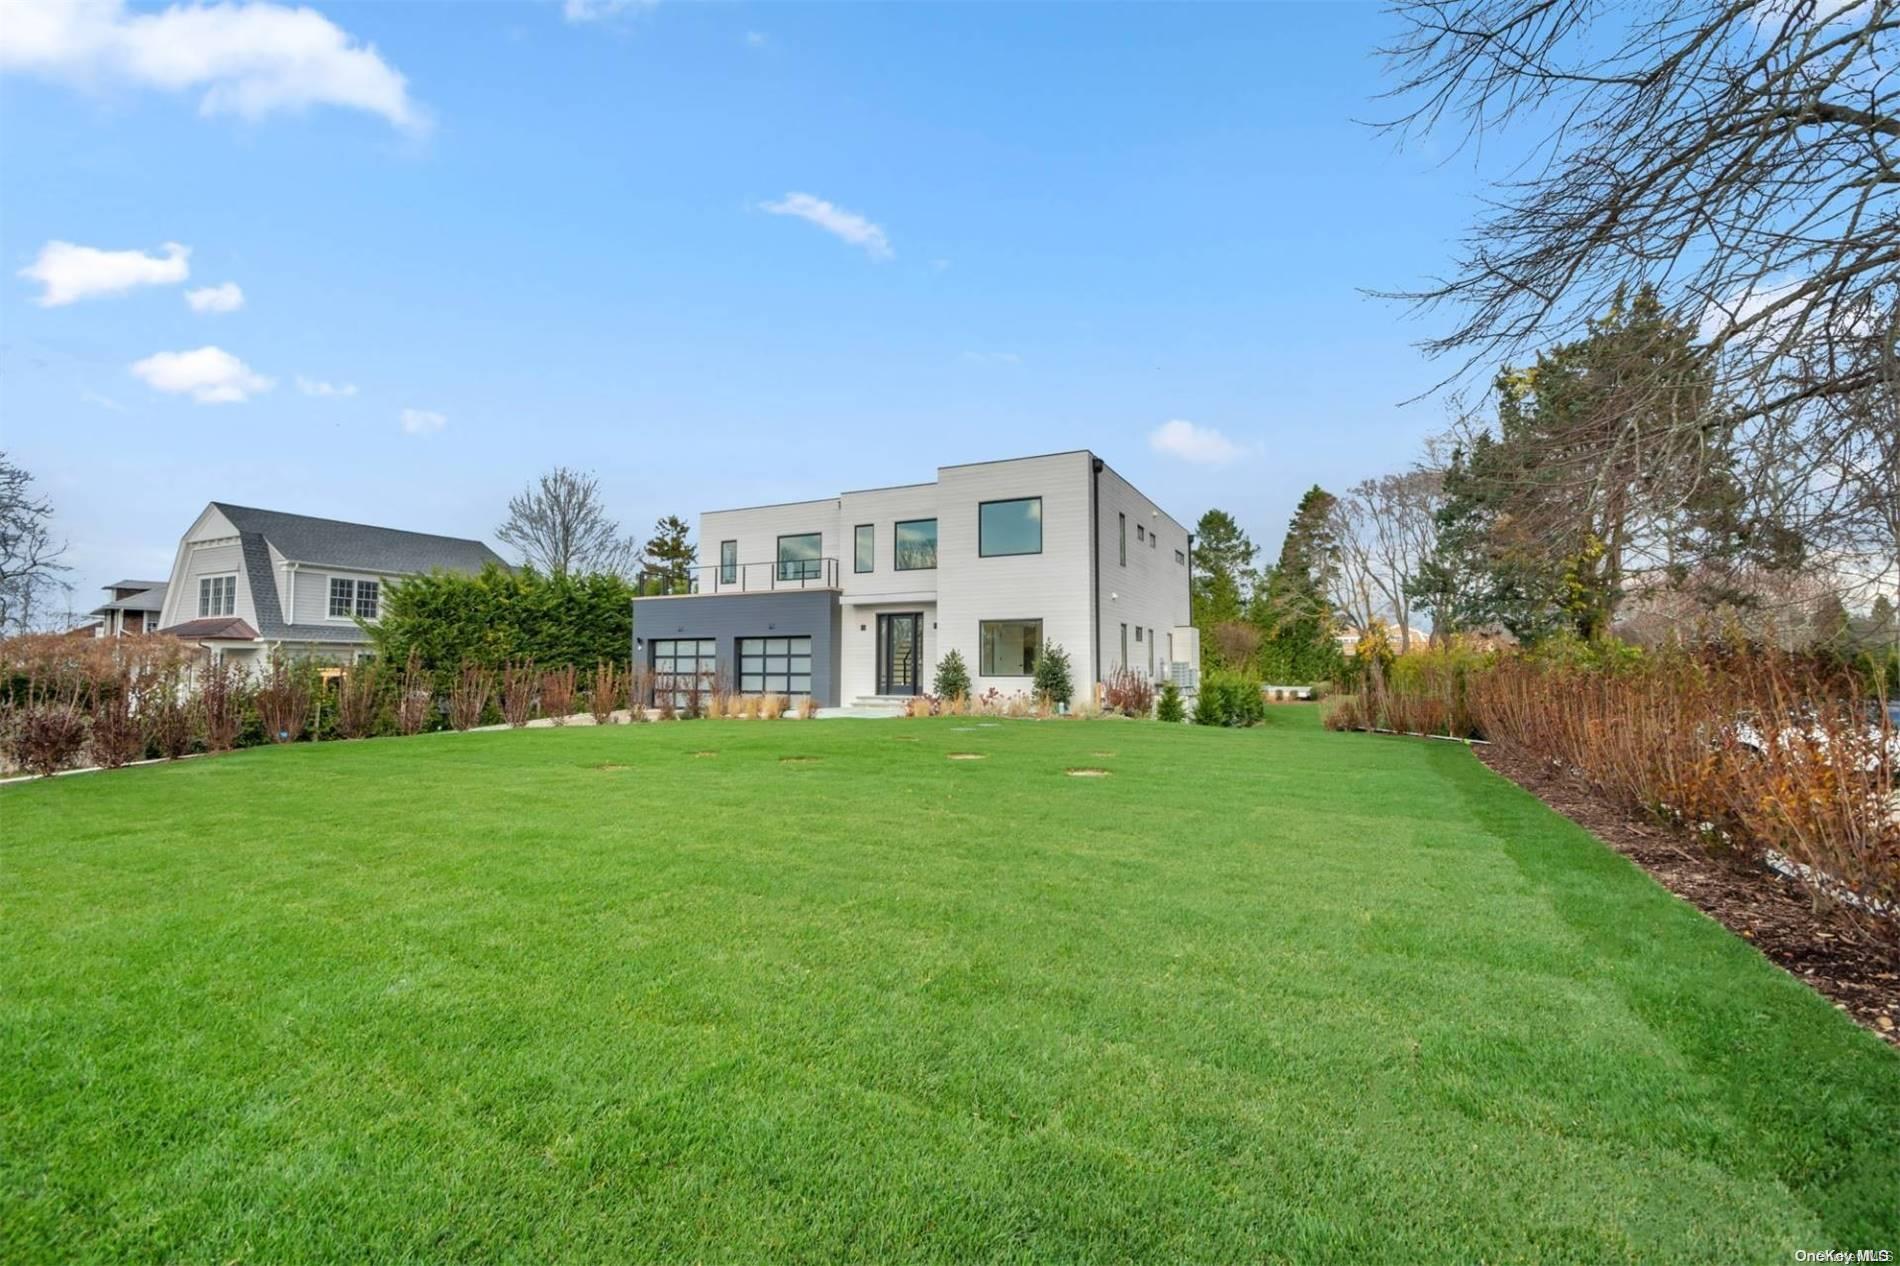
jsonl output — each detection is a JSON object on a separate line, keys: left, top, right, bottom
{"left": 179, "top": 504, "right": 506, "bottom": 644}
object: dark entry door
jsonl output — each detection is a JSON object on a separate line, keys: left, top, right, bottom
{"left": 877, "top": 612, "right": 922, "bottom": 695}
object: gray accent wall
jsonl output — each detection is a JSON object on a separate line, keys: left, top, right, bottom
{"left": 631, "top": 590, "right": 844, "bottom": 705}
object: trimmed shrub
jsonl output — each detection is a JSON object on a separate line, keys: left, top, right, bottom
{"left": 933, "top": 649, "right": 972, "bottom": 701}
{"left": 1192, "top": 673, "right": 1266, "bottom": 727}
{"left": 1032, "top": 642, "right": 1074, "bottom": 707}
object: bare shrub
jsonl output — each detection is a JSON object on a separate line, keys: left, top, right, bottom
{"left": 199, "top": 661, "right": 249, "bottom": 752}
{"left": 448, "top": 664, "right": 494, "bottom": 731}
{"left": 590, "top": 660, "right": 623, "bottom": 725}
{"left": 625, "top": 664, "right": 652, "bottom": 722}
{"left": 1102, "top": 668, "right": 1155, "bottom": 718}
{"left": 501, "top": 659, "right": 536, "bottom": 728}
{"left": 797, "top": 694, "right": 819, "bottom": 720}
{"left": 88, "top": 669, "right": 144, "bottom": 769}
{"left": 656, "top": 689, "right": 677, "bottom": 721}
{"left": 142, "top": 666, "right": 194, "bottom": 759}
{"left": 396, "top": 649, "right": 432, "bottom": 736}
{"left": 541, "top": 665, "right": 577, "bottom": 724}
{"left": 254, "top": 654, "right": 310, "bottom": 744}
{"left": 6, "top": 706, "right": 87, "bottom": 776}
{"left": 759, "top": 693, "right": 787, "bottom": 720}
{"left": 333, "top": 662, "right": 380, "bottom": 740}
{"left": 1212, "top": 620, "right": 1262, "bottom": 667}
{"left": 679, "top": 669, "right": 707, "bottom": 720}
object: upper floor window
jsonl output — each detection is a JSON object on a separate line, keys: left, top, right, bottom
{"left": 1136, "top": 523, "right": 1146, "bottom": 543}
{"left": 1151, "top": 531, "right": 1157, "bottom": 549}
{"left": 1175, "top": 549, "right": 1187, "bottom": 565}
{"left": 1119, "top": 513, "right": 1127, "bottom": 566}
{"left": 777, "top": 532, "right": 823, "bottom": 581}
{"left": 854, "top": 524, "right": 874, "bottom": 574}
{"left": 978, "top": 497, "right": 1042, "bottom": 557}
{"left": 329, "top": 578, "right": 380, "bottom": 620}
{"left": 895, "top": 518, "right": 937, "bottom": 570}
{"left": 719, "top": 539, "right": 738, "bottom": 585}
{"left": 199, "top": 574, "right": 235, "bottom": 617}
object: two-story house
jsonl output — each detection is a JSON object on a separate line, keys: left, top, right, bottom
{"left": 88, "top": 579, "right": 169, "bottom": 637}
{"left": 155, "top": 502, "right": 507, "bottom": 672}
{"left": 630, "top": 451, "right": 1193, "bottom": 707}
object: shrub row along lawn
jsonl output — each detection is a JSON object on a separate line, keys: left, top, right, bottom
{"left": 3, "top": 708, "right": 1896, "bottom": 1262}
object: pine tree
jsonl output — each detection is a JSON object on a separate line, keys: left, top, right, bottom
{"left": 642, "top": 516, "right": 695, "bottom": 595}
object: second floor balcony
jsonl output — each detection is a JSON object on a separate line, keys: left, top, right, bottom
{"left": 638, "top": 557, "right": 841, "bottom": 596}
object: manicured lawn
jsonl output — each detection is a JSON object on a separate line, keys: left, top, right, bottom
{"left": 4, "top": 708, "right": 1896, "bottom": 1262}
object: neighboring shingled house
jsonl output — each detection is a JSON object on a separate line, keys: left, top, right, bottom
{"left": 155, "top": 502, "right": 506, "bottom": 671}
{"left": 88, "top": 579, "right": 168, "bottom": 637}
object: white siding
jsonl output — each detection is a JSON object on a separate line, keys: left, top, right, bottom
{"left": 838, "top": 602, "right": 939, "bottom": 701}
{"left": 838, "top": 484, "right": 939, "bottom": 604}
{"left": 935, "top": 452, "right": 1096, "bottom": 696}
{"left": 158, "top": 505, "right": 259, "bottom": 630}
{"left": 1095, "top": 461, "right": 1192, "bottom": 681}
{"left": 698, "top": 498, "right": 841, "bottom": 593}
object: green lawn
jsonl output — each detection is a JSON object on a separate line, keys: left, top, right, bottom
{"left": 4, "top": 709, "right": 1896, "bottom": 1263}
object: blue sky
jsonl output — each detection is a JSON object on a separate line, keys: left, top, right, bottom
{"left": 3, "top": 0, "right": 1503, "bottom": 610}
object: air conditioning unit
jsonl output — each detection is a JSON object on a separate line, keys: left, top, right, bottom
{"left": 1166, "top": 625, "right": 1200, "bottom": 692}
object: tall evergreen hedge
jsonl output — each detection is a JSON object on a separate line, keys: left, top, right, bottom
{"left": 370, "top": 564, "right": 634, "bottom": 675}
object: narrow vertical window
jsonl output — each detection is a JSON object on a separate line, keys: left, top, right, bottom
{"left": 719, "top": 540, "right": 738, "bottom": 585}
{"left": 1120, "top": 622, "right": 1128, "bottom": 669}
{"left": 1119, "top": 513, "right": 1127, "bottom": 566}
{"left": 854, "top": 524, "right": 874, "bottom": 574}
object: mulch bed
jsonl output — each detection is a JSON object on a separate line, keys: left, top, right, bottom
{"left": 1475, "top": 742, "right": 1900, "bottom": 1048}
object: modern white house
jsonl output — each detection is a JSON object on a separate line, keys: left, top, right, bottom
{"left": 631, "top": 451, "right": 1195, "bottom": 707}
{"left": 154, "top": 502, "right": 506, "bottom": 673}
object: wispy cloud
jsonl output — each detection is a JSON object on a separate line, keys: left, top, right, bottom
{"left": 759, "top": 192, "right": 893, "bottom": 261}
{"left": 0, "top": 0, "right": 429, "bottom": 134}
{"left": 744, "top": 30, "right": 767, "bottom": 47}
{"left": 961, "top": 351, "right": 1022, "bottom": 366}
{"left": 400, "top": 407, "right": 446, "bottom": 434}
{"left": 296, "top": 375, "right": 358, "bottom": 398}
{"left": 562, "top": 0, "right": 660, "bottom": 22}
{"left": 19, "top": 239, "right": 189, "bottom": 306}
{"left": 80, "top": 388, "right": 126, "bottom": 412}
{"left": 185, "top": 281, "right": 244, "bottom": 313}
{"left": 130, "top": 345, "right": 273, "bottom": 404}
{"left": 1149, "top": 418, "right": 1249, "bottom": 466}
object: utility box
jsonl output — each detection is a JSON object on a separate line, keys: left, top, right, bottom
{"left": 1166, "top": 624, "right": 1201, "bottom": 691}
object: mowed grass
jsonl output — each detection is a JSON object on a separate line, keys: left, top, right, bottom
{"left": 4, "top": 709, "right": 1897, "bottom": 1263}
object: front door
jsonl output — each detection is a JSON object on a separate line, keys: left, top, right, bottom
{"left": 877, "top": 612, "right": 922, "bottom": 696}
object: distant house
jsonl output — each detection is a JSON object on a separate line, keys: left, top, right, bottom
{"left": 155, "top": 502, "right": 506, "bottom": 672}
{"left": 88, "top": 579, "right": 168, "bottom": 637}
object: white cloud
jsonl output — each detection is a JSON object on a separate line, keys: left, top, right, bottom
{"left": 80, "top": 388, "right": 125, "bottom": 411}
{"left": 19, "top": 239, "right": 189, "bottom": 306}
{"left": 759, "top": 192, "right": 893, "bottom": 261}
{"left": 0, "top": 0, "right": 429, "bottom": 134}
{"left": 184, "top": 281, "right": 243, "bottom": 313}
{"left": 296, "top": 375, "right": 357, "bottom": 397}
{"left": 744, "top": 30, "right": 767, "bottom": 47}
{"left": 961, "top": 350, "right": 1022, "bottom": 366}
{"left": 129, "top": 345, "right": 273, "bottom": 403}
{"left": 562, "top": 0, "right": 659, "bottom": 22}
{"left": 400, "top": 407, "right": 445, "bottom": 434}
{"left": 1149, "top": 418, "right": 1249, "bottom": 466}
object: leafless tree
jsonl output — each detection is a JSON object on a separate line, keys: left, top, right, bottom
{"left": 1379, "top": 0, "right": 1899, "bottom": 601}
{"left": 0, "top": 453, "right": 70, "bottom": 633}
{"left": 1331, "top": 465, "right": 1445, "bottom": 652}
{"left": 496, "top": 467, "right": 642, "bottom": 577}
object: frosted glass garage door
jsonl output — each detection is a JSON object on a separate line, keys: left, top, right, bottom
{"left": 737, "top": 636, "right": 812, "bottom": 697}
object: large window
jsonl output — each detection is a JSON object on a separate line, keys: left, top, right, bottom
{"left": 739, "top": 636, "right": 813, "bottom": 697}
{"left": 650, "top": 638, "right": 716, "bottom": 707}
{"left": 776, "top": 532, "right": 823, "bottom": 581}
{"left": 895, "top": 519, "right": 937, "bottom": 570}
{"left": 198, "top": 574, "right": 235, "bottom": 617}
{"left": 854, "top": 524, "right": 874, "bottom": 574}
{"left": 719, "top": 539, "right": 738, "bottom": 585}
{"left": 978, "top": 497, "right": 1042, "bottom": 557}
{"left": 979, "top": 619, "right": 1042, "bottom": 676}
{"left": 328, "top": 577, "right": 379, "bottom": 620}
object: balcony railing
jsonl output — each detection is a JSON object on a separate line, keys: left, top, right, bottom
{"left": 637, "top": 557, "right": 840, "bottom": 596}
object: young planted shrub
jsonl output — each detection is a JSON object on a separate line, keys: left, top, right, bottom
{"left": 759, "top": 693, "right": 788, "bottom": 720}
{"left": 448, "top": 664, "right": 494, "bottom": 731}
{"left": 589, "top": 660, "right": 623, "bottom": 725}
{"left": 541, "top": 664, "right": 577, "bottom": 725}
{"left": 1032, "top": 642, "right": 1074, "bottom": 707}
{"left": 1191, "top": 673, "right": 1265, "bottom": 727}
{"left": 656, "top": 689, "right": 678, "bottom": 721}
{"left": 1156, "top": 679, "right": 1185, "bottom": 723}
{"left": 333, "top": 662, "right": 381, "bottom": 740}
{"left": 932, "top": 650, "right": 972, "bottom": 703}
{"left": 396, "top": 649, "right": 432, "bottom": 736}
{"left": 625, "top": 664, "right": 652, "bottom": 722}
{"left": 254, "top": 654, "right": 311, "bottom": 744}
{"left": 199, "top": 661, "right": 249, "bottom": 752}
{"left": 1102, "top": 668, "right": 1155, "bottom": 718}
{"left": 501, "top": 660, "right": 537, "bottom": 728}
{"left": 797, "top": 694, "right": 819, "bottom": 719}
{"left": 679, "top": 670, "right": 707, "bottom": 720}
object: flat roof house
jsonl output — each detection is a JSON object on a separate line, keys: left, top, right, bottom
{"left": 155, "top": 502, "right": 507, "bottom": 672}
{"left": 631, "top": 451, "right": 1192, "bottom": 707}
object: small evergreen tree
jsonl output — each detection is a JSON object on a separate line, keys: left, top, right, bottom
{"left": 642, "top": 515, "right": 695, "bottom": 594}
{"left": 1031, "top": 642, "right": 1073, "bottom": 706}
{"left": 1156, "top": 679, "right": 1185, "bottom": 723}
{"left": 932, "top": 649, "right": 971, "bottom": 699}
